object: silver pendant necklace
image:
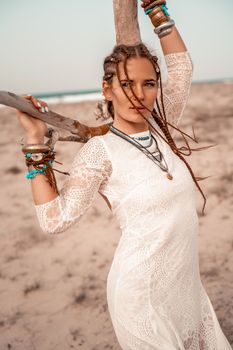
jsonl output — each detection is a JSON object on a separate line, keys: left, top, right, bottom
{"left": 110, "top": 125, "right": 173, "bottom": 180}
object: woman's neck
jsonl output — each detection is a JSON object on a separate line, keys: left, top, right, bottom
{"left": 112, "top": 120, "right": 150, "bottom": 135}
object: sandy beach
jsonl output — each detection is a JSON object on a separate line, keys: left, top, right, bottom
{"left": 0, "top": 82, "right": 233, "bottom": 349}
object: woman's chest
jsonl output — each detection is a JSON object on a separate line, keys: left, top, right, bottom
{"left": 100, "top": 134, "right": 196, "bottom": 208}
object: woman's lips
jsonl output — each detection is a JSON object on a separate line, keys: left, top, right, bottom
{"left": 130, "top": 107, "right": 145, "bottom": 110}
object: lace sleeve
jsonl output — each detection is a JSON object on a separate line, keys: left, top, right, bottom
{"left": 156, "top": 51, "right": 193, "bottom": 133}
{"left": 34, "top": 137, "right": 112, "bottom": 234}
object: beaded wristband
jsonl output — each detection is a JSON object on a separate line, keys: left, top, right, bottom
{"left": 22, "top": 143, "right": 59, "bottom": 193}
{"left": 145, "top": 4, "right": 169, "bottom": 16}
{"left": 26, "top": 169, "right": 46, "bottom": 179}
{"left": 22, "top": 143, "right": 70, "bottom": 195}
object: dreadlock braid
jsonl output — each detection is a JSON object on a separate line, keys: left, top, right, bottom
{"left": 151, "top": 110, "right": 208, "bottom": 212}
{"left": 97, "top": 42, "right": 214, "bottom": 215}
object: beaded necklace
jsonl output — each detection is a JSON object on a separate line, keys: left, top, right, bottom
{"left": 110, "top": 125, "right": 173, "bottom": 180}
{"left": 131, "top": 129, "right": 153, "bottom": 147}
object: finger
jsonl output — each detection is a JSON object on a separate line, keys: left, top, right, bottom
{"left": 31, "top": 96, "right": 42, "bottom": 109}
{"left": 37, "top": 99, "right": 48, "bottom": 107}
{"left": 37, "top": 99, "right": 49, "bottom": 112}
{"left": 21, "top": 94, "right": 40, "bottom": 109}
{"left": 21, "top": 95, "right": 49, "bottom": 113}
{"left": 21, "top": 94, "right": 33, "bottom": 100}
{"left": 29, "top": 97, "right": 48, "bottom": 113}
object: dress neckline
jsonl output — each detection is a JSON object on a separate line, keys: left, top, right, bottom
{"left": 129, "top": 129, "right": 150, "bottom": 137}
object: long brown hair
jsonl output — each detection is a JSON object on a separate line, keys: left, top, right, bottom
{"left": 96, "top": 43, "right": 214, "bottom": 215}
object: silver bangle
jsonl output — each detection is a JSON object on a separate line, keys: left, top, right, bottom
{"left": 158, "top": 28, "right": 173, "bottom": 38}
{"left": 154, "top": 19, "right": 175, "bottom": 35}
{"left": 22, "top": 143, "right": 52, "bottom": 154}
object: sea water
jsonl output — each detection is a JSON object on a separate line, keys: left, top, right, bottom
{"left": 34, "top": 89, "right": 102, "bottom": 104}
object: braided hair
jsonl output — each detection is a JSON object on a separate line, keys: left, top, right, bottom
{"left": 95, "top": 43, "right": 213, "bottom": 215}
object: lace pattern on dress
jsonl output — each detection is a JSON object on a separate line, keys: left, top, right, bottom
{"left": 156, "top": 51, "right": 193, "bottom": 135}
{"left": 34, "top": 137, "right": 113, "bottom": 234}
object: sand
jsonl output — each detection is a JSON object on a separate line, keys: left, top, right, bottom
{"left": 0, "top": 82, "right": 233, "bottom": 349}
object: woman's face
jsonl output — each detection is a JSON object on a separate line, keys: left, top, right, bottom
{"left": 103, "top": 57, "right": 158, "bottom": 133}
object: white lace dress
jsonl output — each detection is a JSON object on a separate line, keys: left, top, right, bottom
{"left": 34, "top": 52, "right": 232, "bottom": 350}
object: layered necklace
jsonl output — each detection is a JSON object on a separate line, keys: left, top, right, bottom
{"left": 110, "top": 125, "right": 173, "bottom": 180}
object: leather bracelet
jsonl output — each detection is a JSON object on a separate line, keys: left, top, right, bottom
{"left": 148, "top": 6, "right": 161, "bottom": 17}
{"left": 149, "top": 7, "right": 168, "bottom": 27}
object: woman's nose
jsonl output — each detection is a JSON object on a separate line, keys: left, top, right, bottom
{"left": 132, "top": 85, "right": 145, "bottom": 101}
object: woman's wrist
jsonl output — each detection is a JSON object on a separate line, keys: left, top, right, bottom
{"left": 141, "top": 0, "right": 175, "bottom": 38}
{"left": 25, "top": 134, "right": 44, "bottom": 144}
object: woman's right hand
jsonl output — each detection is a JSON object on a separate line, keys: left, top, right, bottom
{"left": 16, "top": 95, "right": 49, "bottom": 143}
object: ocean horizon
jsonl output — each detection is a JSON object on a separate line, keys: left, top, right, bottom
{"left": 34, "top": 89, "right": 102, "bottom": 104}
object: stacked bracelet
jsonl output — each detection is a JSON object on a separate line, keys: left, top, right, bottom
{"left": 22, "top": 143, "right": 70, "bottom": 195}
{"left": 154, "top": 19, "right": 175, "bottom": 38}
{"left": 26, "top": 168, "right": 46, "bottom": 179}
{"left": 141, "top": 0, "right": 175, "bottom": 38}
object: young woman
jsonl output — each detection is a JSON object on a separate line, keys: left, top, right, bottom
{"left": 16, "top": 1, "right": 232, "bottom": 349}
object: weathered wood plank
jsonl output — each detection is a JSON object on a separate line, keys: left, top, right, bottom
{"left": 0, "top": 91, "right": 110, "bottom": 142}
{"left": 113, "top": 0, "right": 141, "bottom": 45}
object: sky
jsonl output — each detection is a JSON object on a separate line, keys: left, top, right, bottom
{"left": 1, "top": 0, "right": 233, "bottom": 95}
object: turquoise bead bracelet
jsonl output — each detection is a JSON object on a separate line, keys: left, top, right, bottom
{"left": 26, "top": 169, "right": 46, "bottom": 179}
{"left": 145, "top": 8, "right": 153, "bottom": 15}
{"left": 145, "top": 4, "right": 170, "bottom": 17}
{"left": 161, "top": 4, "right": 170, "bottom": 16}
{"left": 25, "top": 152, "right": 32, "bottom": 158}
{"left": 25, "top": 160, "right": 53, "bottom": 179}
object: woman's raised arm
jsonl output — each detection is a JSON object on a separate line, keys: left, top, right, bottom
{"left": 158, "top": 26, "right": 193, "bottom": 132}
{"left": 140, "top": 1, "right": 193, "bottom": 132}
{"left": 160, "top": 25, "right": 187, "bottom": 54}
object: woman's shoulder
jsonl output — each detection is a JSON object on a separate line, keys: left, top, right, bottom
{"left": 77, "top": 133, "right": 113, "bottom": 170}
{"left": 79, "top": 134, "right": 108, "bottom": 155}
{"left": 85, "top": 132, "right": 114, "bottom": 151}
{"left": 89, "top": 130, "right": 116, "bottom": 150}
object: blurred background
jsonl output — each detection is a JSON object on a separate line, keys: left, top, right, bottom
{"left": 0, "top": 1, "right": 233, "bottom": 349}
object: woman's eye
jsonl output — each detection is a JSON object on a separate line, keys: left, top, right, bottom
{"left": 120, "top": 82, "right": 156, "bottom": 88}
{"left": 121, "top": 82, "right": 131, "bottom": 88}
{"left": 145, "top": 82, "right": 156, "bottom": 87}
